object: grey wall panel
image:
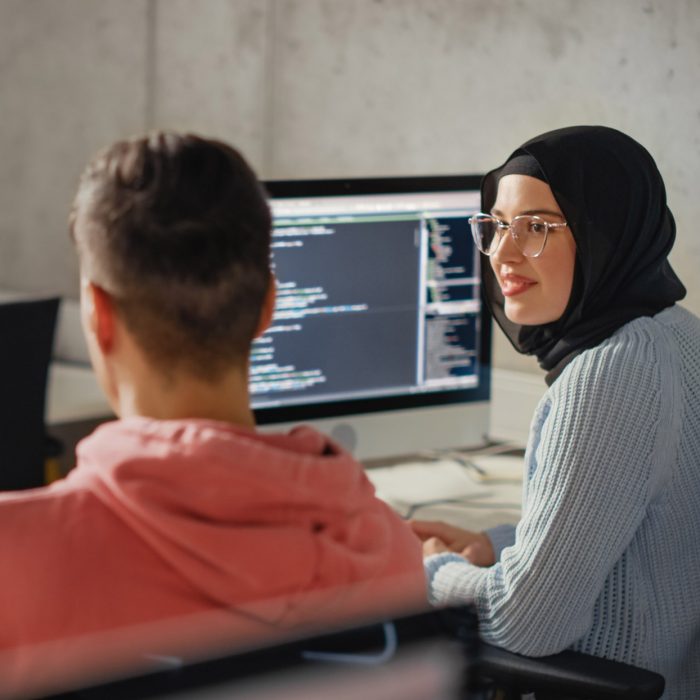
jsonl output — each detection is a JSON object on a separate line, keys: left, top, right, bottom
{"left": 1, "top": 0, "right": 698, "bottom": 374}
{"left": 0, "top": 0, "right": 149, "bottom": 299}
{"left": 151, "top": 0, "right": 268, "bottom": 172}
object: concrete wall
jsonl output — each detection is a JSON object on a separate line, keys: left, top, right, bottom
{"left": 1, "top": 0, "right": 698, "bottom": 373}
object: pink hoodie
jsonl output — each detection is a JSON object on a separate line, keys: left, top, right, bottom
{"left": 0, "top": 418, "right": 425, "bottom": 696}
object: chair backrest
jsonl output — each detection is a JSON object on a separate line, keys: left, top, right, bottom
{"left": 0, "top": 296, "right": 60, "bottom": 490}
{"left": 480, "top": 642, "right": 665, "bottom": 699}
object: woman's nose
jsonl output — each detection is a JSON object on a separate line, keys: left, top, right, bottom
{"left": 490, "top": 227, "right": 524, "bottom": 264}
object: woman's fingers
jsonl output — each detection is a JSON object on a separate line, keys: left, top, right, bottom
{"left": 411, "top": 520, "right": 497, "bottom": 566}
{"left": 422, "top": 536, "right": 449, "bottom": 557}
{"left": 462, "top": 538, "right": 496, "bottom": 567}
{"left": 409, "top": 519, "right": 469, "bottom": 543}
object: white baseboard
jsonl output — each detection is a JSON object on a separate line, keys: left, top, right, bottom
{"left": 490, "top": 368, "right": 546, "bottom": 447}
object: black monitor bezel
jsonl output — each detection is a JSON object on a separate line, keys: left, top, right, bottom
{"left": 255, "top": 174, "right": 491, "bottom": 425}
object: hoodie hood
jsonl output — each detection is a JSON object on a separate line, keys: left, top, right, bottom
{"left": 68, "top": 417, "right": 418, "bottom": 623}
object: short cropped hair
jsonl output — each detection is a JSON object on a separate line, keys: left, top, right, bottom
{"left": 69, "top": 132, "right": 272, "bottom": 381}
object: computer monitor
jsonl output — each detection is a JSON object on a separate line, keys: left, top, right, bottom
{"left": 254, "top": 176, "right": 490, "bottom": 461}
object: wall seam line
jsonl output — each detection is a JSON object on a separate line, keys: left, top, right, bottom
{"left": 262, "top": 0, "right": 278, "bottom": 178}
{"left": 145, "top": 0, "right": 157, "bottom": 130}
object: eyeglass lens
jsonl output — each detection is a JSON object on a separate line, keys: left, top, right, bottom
{"left": 470, "top": 215, "right": 547, "bottom": 257}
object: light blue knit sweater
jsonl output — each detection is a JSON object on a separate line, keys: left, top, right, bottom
{"left": 425, "top": 305, "right": 700, "bottom": 698}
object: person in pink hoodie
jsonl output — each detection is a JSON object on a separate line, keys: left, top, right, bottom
{"left": 0, "top": 132, "right": 426, "bottom": 697}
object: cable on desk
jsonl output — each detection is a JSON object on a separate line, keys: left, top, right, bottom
{"left": 417, "top": 444, "right": 526, "bottom": 483}
{"left": 400, "top": 498, "right": 522, "bottom": 520}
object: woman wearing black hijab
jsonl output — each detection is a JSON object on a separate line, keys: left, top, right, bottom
{"left": 412, "top": 126, "right": 700, "bottom": 696}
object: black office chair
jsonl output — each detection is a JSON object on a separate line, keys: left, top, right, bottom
{"left": 479, "top": 643, "right": 665, "bottom": 699}
{"left": 0, "top": 296, "right": 61, "bottom": 490}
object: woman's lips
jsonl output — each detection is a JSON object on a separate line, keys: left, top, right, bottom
{"left": 500, "top": 274, "right": 537, "bottom": 297}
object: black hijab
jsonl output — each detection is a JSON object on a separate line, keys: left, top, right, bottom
{"left": 481, "top": 125, "right": 686, "bottom": 385}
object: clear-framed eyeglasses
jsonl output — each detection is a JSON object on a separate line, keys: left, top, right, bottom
{"left": 468, "top": 213, "right": 568, "bottom": 258}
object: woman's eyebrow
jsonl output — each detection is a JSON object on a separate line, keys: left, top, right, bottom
{"left": 491, "top": 208, "right": 565, "bottom": 219}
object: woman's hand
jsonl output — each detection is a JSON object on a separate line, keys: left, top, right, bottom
{"left": 410, "top": 520, "right": 496, "bottom": 566}
{"left": 422, "top": 536, "right": 450, "bottom": 557}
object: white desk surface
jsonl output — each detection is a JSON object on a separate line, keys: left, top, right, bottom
{"left": 365, "top": 453, "right": 522, "bottom": 532}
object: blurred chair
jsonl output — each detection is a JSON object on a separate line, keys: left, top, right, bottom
{"left": 42, "top": 606, "right": 481, "bottom": 699}
{"left": 0, "top": 296, "right": 61, "bottom": 490}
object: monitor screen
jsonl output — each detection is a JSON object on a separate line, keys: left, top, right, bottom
{"left": 255, "top": 176, "right": 490, "bottom": 460}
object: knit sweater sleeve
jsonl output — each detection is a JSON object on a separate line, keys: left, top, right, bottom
{"left": 484, "top": 524, "right": 516, "bottom": 560}
{"left": 426, "top": 324, "right": 668, "bottom": 656}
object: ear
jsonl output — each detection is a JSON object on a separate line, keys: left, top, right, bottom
{"left": 254, "top": 274, "right": 276, "bottom": 339}
{"left": 84, "top": 281, "right": 117, "bottom": 354}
